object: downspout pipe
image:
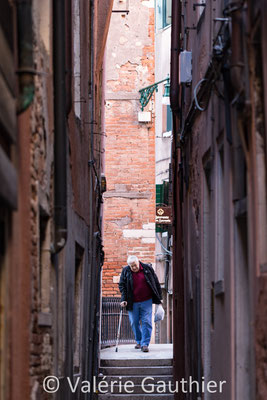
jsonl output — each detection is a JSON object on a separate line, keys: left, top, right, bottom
{"left": 229, "top": 3, "right": 245, "bottom": 96}
{"left": 170, "top": 0, "right": 181, "bottom": 116}
{"left": 53, "top": 0, "right": 68, "bottom": 252}
{"left": 65, "top": 0, "right": 72, "bottom": 115}
{"left": 15, "top": 0, "right": 35, "bottom": 114}
{"left": 87, "top": 0, "right": 96, "bottom": 387}
{"left": 170, "top": 1, "right": 185, "bottom": 399}
{"left": 262, "top": 0, "right": 267, "bottom": 162}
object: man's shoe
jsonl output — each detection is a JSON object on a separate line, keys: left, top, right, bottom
{"left": 141, "top": 345, "right": 149, "bottom": 352}
{"left": 135, "top": 343, "right": 141, "bottom": 349}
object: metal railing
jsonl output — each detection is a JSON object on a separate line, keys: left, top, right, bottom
{"left": 101, "top": 297, "right": 135, "bottom": 348}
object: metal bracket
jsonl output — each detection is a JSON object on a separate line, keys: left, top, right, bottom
{"left": 139, "top": 76, "right": 169, "bottom": 111}
{"left": 185, "top": 26, "right": 197, "bottom": 34}
{"left": 112, "top": 10, "right": 129, "bottom": 14}
{"left": 214, "top": 18, "right": 230, "bottom": 22}
{"left": 139, "top": 83, "right": 158, "bottom": 111}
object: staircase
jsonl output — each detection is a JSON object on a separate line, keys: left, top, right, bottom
{"left": 98, "top": 344, "right": 174, "bottom": 399}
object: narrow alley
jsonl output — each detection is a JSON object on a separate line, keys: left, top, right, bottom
{"left": 0, "top": 1, "right": 267, "bottom": 400}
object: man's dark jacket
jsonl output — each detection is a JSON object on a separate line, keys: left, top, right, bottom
{"left": 119, "top": 262, "right": 162, "bottom": 310}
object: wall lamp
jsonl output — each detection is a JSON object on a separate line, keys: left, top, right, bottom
{"left": 139, "top": 76, "right": 170, "bottom": 111}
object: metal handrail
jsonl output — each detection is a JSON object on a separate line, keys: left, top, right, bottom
{"left": 101, "top": 297, "right": 135, "bottom": 348}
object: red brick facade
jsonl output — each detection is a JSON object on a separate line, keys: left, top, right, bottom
{"left": 103, "top": 3, "right": 155, "bottom": 296}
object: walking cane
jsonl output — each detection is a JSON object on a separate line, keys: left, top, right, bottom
{"left": 115, "top": 307, "right": 123, "bottom": 352}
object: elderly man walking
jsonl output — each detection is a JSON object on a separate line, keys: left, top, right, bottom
{"left": 119, "top": 255, "right": 162, "bottom": 352}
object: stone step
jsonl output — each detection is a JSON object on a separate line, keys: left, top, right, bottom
{"left": 101, "top": 358, "right": 173, "bottom": 367}
{"left": 100, "top": 366, "right": 173, "bottom": 376}
{"left": 98, "top": 394, "right": 174, "bottom": 400}
{"left": 99, "top": 375, "right": 173, "bottom": 385}
{"left": 101, "top": 384, "right": 175, "bottom": 394}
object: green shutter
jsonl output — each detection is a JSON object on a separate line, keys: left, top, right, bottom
{"left": 156, "top": 184, "right": 163, "bottom": 205}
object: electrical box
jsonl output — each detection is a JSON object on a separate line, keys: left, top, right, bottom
{"left": 179, "top": 51, "right": 192, "bottom": 84}
{"left": 138, "top": 111, "right": 152, "bottom": 123}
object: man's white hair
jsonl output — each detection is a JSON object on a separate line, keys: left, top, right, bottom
{"left": 127, "top": 255, "right": 139, "bottom": 265}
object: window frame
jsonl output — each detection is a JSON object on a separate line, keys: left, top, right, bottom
{"left": 156, "top": 0, "right": 172, "bottom": 31}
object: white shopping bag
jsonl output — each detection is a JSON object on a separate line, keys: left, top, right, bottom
{"left": 154, "top": 304, "right": 165, "bottom": 322}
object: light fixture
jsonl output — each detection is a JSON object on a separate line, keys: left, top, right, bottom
{"left": 139, "top": 75, "right": 170, "bottom": 111}
{"left": 162, "top": 79, "right": 170, "bottom": 105}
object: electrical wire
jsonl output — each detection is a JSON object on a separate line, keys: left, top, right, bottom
{"left": 193, "top": 78, "right": 207, "bottom": 111}
{"left": 156, "top": 233, "right": 173, "bottom": 256}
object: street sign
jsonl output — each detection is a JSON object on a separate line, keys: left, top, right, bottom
{"left": 156, "top": 206, "right": 172, "bottom": 224}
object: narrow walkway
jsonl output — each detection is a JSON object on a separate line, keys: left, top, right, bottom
{"left": 98, "top": 344, "right": 174, "bottom": 399}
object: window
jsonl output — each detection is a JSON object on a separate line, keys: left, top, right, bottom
{"left": 162, "top": 105, "right": 172, "bottom": 136}
{"left": 156, "top": 181, "right": 169, "bottom": 206}
{"left": 156, "top": 0, "right": 172, "bottom": 30}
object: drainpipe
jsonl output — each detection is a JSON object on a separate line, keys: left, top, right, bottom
{"left": 87, "top": 0, "right": 96, "bottom": 388}
{"left": 53, "top": 0, "right": 68, "bottom": 252}
{"left": 101, "top": 51, "right": 107, "bottom": 192}
{"left": 98, "top": 49, "right": 107, "bottom": 368}
{"left": 170, "top": 0, "right": 181, "bottom": 117}
{"left": 15, "top": 0, "right": 35, "bottom": 114}
{"left": 230, "top": 4, "right": 245, "bottom": 96}
{"left": 65, "top": 0, "right": 72, "bottom": 115}
{"left": 170, "top": 1, "right": 185, "bottom": 399}
{"left": 196, "top": 264, "right": 201, "bottom": 391}
{"left": 262, "top": 0, "right": 267, "bottom": 161}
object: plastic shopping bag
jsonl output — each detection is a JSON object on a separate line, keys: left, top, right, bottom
{"left": 154, "top": 304, "right": 165, "bottom": 322}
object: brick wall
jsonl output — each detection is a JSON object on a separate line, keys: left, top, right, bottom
{"left": 103, "top": 1, "right": 155, "bottom": 296}
{"left": 28, "top": 7, "right": 54, "bottom": 395}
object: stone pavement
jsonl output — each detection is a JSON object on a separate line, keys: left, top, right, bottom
{"left": 100, "top": 343, "right": 173, "bottom": 362}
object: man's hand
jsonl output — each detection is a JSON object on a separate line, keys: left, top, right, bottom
{"left": 120, "top": 301, "right": 127, "bottom": 307}
{"left": 160, "top": 300, "right": 163, "bottom": 304}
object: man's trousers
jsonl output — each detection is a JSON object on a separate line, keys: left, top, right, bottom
{"left": 128, "top": 298, "right": 153, "bottom": 347}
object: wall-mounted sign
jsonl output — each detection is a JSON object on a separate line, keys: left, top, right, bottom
{"left": 156, "top": 206, "right": 172, "bottom": 224}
